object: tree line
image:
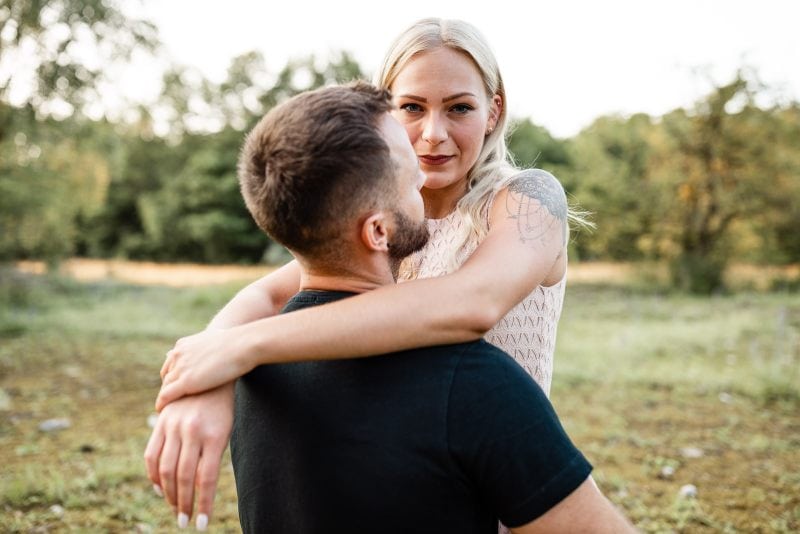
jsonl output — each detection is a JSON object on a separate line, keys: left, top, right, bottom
{"left": 2, "top": 2, "right": 798, "bottom": 293}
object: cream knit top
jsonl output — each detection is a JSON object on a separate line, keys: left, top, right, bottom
{"left": 400, "top": 205, "right": 565, "bottom": 397}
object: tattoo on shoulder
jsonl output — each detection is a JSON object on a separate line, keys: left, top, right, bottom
{"left": 504, "top": 170, "right": 567, "bottom": 246}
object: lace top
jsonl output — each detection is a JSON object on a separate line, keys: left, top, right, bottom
{"left": 400, "top": 206, "right": 565, "bottom": 397}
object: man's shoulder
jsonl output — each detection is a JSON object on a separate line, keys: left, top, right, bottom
{"left": 409, "top": 339, "right": 541, "bottom": 397}
{"left": 444, "top": 340, "right": 551, "bottom": 411}
{"left": 407, "top": 338, "right": 507, "bottom": 357}
{"left": 454, "top": 340, "right": 532, "bottom": 376}
{"left": 401, "top": 339, "right": 513, "bottom": 367}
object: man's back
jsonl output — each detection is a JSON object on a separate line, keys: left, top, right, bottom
{"left": 231, "top": 290, "right": 591, "bottom": 533}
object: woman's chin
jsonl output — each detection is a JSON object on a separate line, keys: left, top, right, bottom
{"left": 421, "top": 171, "right": 462, "bottom": 191}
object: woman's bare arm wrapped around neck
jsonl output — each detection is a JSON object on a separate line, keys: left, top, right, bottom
{"left": 157, "top": 170, "right": 568, "bottom": 410}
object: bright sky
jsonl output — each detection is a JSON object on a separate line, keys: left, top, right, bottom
{"left": 129, "top": 0, "right": 798, "bottom": 138}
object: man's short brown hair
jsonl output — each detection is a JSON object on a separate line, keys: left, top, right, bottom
{"left": 238, "top": 82, "right": 395, "bottom": 263}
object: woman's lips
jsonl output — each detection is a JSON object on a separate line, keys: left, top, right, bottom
{"left": 419, "top": 155, "right": 453, "bottom": 166}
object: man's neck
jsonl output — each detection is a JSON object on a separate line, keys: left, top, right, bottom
{"left": 298, "top": 259, "right": 395, "bottom": 294}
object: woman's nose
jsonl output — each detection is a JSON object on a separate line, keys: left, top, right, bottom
{"left": 421, "top": 113, "right": 448, "bottom": 145}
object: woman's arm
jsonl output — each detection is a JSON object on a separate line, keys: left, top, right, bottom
{"left": 205, "top": 259, "right": 301, "bottom": 330}
{"left": 144, "top": 261, "right": 301, "bottom": 527}
{"left": 157, "top": 170, "right": 568, "bottom": 409}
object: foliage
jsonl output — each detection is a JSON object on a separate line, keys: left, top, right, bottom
{"left": 0, "top": 0, "right": 157, "bottom": 265}
{"left": 132, "top": 127, "right": 266, "bottom": 263}
{"left": 564, "top": 113, "right": 659, "bottom": 261}
{"left": 1, "top": 3, "right": 365, "bottom": 264}
{"left": 507, "top": 117, "right": 571, "bottom": 171}
{"left": 0, "top": 116, "right": 113, "bottom": 265}
{"left": 0, "top": 0, "right": 158, "bottom": 125}
{"left": 651, "top": 76, "right": 795, "bottom": 292}
{"left": 1, "top": 2, "right": 798, "bottom": 292}
{"left": 567, "top": 75, "right": 800, "bottom": 292}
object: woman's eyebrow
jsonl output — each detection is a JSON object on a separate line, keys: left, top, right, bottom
{"left": 397, "top": 94, "right": 427, "bottom": 102}
{"left": 442, "top": 92, "right": 476, "bottom": 102}
{"left": 397, "top": 92, "right": 477, "bottom": 103}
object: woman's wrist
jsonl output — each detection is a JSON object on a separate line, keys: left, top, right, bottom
{"left": 233, "top": 320, "right": 270, "bottom": 373}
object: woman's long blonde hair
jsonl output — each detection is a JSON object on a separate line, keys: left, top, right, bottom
{"left": 375, "top": 18, "right": 564, "bottom": 273}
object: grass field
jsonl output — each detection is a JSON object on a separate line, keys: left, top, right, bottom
{"left": 0, "top": 262, "right": 798, "bottom": 532}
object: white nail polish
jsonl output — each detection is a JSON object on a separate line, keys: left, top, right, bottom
{"left": 153, "top": 484, "right": 164, "bottom": 497}
{"left": 196, "top": 514, "right": 209, "bottom": 531}
{"left": 178, "top": 513, "right": 189, "bottom": 529}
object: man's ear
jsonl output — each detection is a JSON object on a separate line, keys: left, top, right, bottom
{"left": 361, "top": 211, "right": 391, "bottom": 252}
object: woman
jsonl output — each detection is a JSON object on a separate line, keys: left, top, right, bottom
{"left": 157, "top": 18, "right": 581, "bottom": 405}
{"left": 148, "top": 18, "right": 587, "bottom": 528}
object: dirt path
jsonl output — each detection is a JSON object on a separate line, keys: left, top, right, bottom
{"left": 15, "top": 259, "right": 275, "bottom": 287}
{"left": 15, "top": 258, "right": 799, "bottom": 289}
{"left": 11, "top": 258, "right": 654, "bottom": 287}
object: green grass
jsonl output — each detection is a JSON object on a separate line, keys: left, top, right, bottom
{"left": 0, "top": 270, "right": 798, "bottom": 532}
{"left": 556, "top": 284, "right": 800, "bottom": 401}
{"left": 553, "top": 283, "right": 799, "bottom": 532}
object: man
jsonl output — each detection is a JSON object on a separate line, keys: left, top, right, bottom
{"left": 146, "top": 82, "right": 635, "bottom": 533}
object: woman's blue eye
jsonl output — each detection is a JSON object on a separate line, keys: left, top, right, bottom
{"left": 450, "top": 104, "right": 473, "bottom": 114}
{"left": 400, "top": 103, "right": 423, "bottom": 113}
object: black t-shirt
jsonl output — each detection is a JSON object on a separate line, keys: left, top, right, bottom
{"left": 231, "top": 290, "right": 591, "bottom": 533}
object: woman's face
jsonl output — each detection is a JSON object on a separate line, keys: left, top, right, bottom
{"left": 389, "top": 47, "right": 501, "bottom": 200}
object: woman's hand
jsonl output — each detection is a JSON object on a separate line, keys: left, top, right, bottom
{"left": 145, "top": 383, "right": 235, "bottom": 530}
{"left": 156, "top": 261, "right": 301, "bottom": 411}
{"left": 157, "top": 327, "right": 253, "bottom": 411}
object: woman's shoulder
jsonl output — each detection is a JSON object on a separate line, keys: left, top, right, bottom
{"left": 493, "top": 168, "right": 568, "bottom": 217}
{"left": 504, "top": 168, "right": 565, "bottom": 193}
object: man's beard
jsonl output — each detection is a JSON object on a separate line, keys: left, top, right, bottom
{"left": 388, "top": 210, "right": 429, "bottom": 280}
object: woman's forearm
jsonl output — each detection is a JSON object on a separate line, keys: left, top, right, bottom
{"left": 206, "top": 279, "right": 282, "bottom": 330}
{"left": 159, "top": 198, "right": 564, "bottom": 402}
{"left": 220, "top": 184, "right": 565, "bottom": 372}
{"left": 233, "top": 269, "right": 500, "bottom": 371}
{"left": 206, "top": 261, "right": 301, "bottom": 330}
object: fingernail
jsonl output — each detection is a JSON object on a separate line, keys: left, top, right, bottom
{"left": 178, "top": 513, "right": 189, "bottom": 529}
{"left": 196, "top": 514, "right": 209, "bottom": 531}
{"left": 153, "top": 484, "right": 164, "bottom": 497}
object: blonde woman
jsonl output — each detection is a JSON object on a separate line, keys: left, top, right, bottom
{"left": 146, "top": 18, "right": 588, "bottom": 530}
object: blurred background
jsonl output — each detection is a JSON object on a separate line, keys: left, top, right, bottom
{"left": 1, "top": 1, "right": 798, "bottom": 532}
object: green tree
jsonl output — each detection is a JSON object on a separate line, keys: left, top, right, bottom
{"left": 0, "top": 0, "right": 158, "bottom": 265}
{"left": 135, "top": 128, "right": 266, "bottom": 263}
{"left": 0, "top": 0, "right": 158, "bottom": 128}
{"left": 565, "top": 72, "right": 800, "bottom": 291}
{"left": 651, "top": 75, "right": 793, "bottom": 293}
{"left": 76, "top": 128, "right": 187, "bottom": 258}
{"left": 567, "top": 113, "right": 658, "bottom": 261}
{"left": 80, "top": 50, "right": 368, "bottom": 264}
{"left": 756, "top": 104, "right": 800, "bottom": 265}
{"left": 0, "top": 117, "right": 112, "bottom": 265}
{"left": 507, "top": 118, "right": 571, "bottom": 171}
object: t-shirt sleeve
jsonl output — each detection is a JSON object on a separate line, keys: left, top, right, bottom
{"left": 446, "top": 343, "right": 593, "bottom": 527}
